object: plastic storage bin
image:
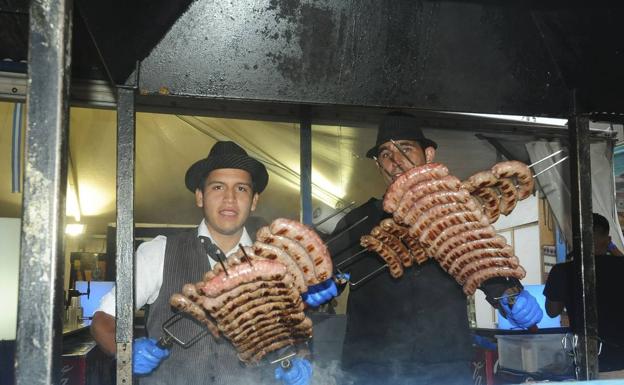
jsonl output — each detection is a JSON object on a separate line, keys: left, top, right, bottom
{"left": 496, "top": 333, "right": 574, "bottom": 375}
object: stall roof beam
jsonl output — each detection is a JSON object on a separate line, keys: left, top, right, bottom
{"left": 15, "top": 0, "right": 73, "bottom": 383}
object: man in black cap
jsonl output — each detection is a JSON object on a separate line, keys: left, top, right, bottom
{"left": 328, "top": 112, "right": 542, "bottom": 385}
{"left": 544, "top": 213, "right": 624, "bottom": 378}
{"left": 91, "top": 141, "right": 313, "bottom": 385}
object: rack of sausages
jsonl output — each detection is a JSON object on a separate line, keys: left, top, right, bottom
{"left": 361, "top": 161, "right": 532, "bottom": 295}
{"left": 169, "top": 218, "right": 333, "bottom": 363}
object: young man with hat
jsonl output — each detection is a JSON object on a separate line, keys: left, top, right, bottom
{"left": 91, "top": 141, "right": 313, "bottom": 385}
{"left": 328, "top": 112, "right": 542, "bottom": 385}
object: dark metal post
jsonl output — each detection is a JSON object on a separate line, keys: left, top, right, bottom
{"left": 15, "top": 0, "right": 73, "bottom": 384}
{"left": 116, "top": 87, "right": 136, "bottom": 384}
{"left": 300, "top": 106, "right": 313, "bottom": 225}
{"left": 568, "top": 112, "right": 599, "bottom": 379}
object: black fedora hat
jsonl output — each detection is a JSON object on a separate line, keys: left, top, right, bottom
{"left": 365, "top": 112, "right": 437, "bottom": 159}
{"left": 185, "top": 141, "right": 269, "bottom": 193}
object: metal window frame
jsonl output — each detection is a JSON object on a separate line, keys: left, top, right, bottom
{"left": 15, "top": 0, "right": 73, "bottom": 384}
{"left": 16, "top": 2, "right": 602, "bottom": 382}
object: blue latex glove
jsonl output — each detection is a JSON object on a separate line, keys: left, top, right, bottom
{"left": 275, "top": 358, "right": 313, "bottom": 385}
{"left": 133, "top": 337, "right": 170, "bottom": 375}
{"left": 499, "top": 290, "right": 543, "bottom": 329}
{"left": 335, "top": 272, "right": 350, "bottom": 284}
{"left": 302, "top": 278, "right": 338, "bottom": 307}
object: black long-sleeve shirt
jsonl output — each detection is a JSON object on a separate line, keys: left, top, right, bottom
{"left": 329, "top": 198, "right": 521, "bottom": 384}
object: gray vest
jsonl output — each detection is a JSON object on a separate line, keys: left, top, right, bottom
{"left": 142, "top": 229, "right": 271, "bottom": 385}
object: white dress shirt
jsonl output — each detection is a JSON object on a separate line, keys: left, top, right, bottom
{"left": 97, "top": 219, "right": 252, "bottom": 316}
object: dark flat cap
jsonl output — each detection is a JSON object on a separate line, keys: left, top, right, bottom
{"left": 185, "top": 141, "right": 269, "bottom": 193}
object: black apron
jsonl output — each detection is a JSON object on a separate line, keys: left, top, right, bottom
{"left": 330, "top": 199, "right": 474, "bottom": 385}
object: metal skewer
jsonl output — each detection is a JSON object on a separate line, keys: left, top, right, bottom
{"left": 269, "top": 351, "right": 297, "bottom": 365}
{"left": 372, "top": 156, "right": 393, "bottom": 179}
{"left": 349, "top": 264, "right": 388, "bottom": 287}
{"left": 390, "top": 139, "right": 416, "bottom": 167}
{"left": 532, "top": 156, "right": 569, "bottom": 178}
{"left": 214, "top": 249, "right": 229, "bottom": 277}
{"left": 239, "top": 244, "right": 254, "bottom": 267}
{"left": 324, "top": 216, "right": 369, "bottom": 245}
{"left": 528, "top": 149, "right": 565, "bottom": 169}
{"left": 312, "top": 201, "right": 356, "bottom": 229}
{"left": 336, "top": 248, "right": 369, "bottom": 268}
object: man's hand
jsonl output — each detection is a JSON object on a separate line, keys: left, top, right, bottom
{"left": 302, "top": 279, "right": 337, "bottom": 307}
{"left": 133, "top": 337, "right": 170, "bottom": 375}
{"left": 499, "top": 290, "right": 543, "bottom": 329}
{"left": 275, "top": 358, "right": 313, "bottom": 385}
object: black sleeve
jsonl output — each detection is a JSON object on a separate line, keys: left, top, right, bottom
{"left": 543, "top": 263, "right": 568, "bottom": 302}
{"left": 479, "top": 277, "right": 524, "bottom": 309}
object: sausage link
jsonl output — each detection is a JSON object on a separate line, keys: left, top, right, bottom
{"left": 429, "top": 217, "right": 491, "bottom": 259}
{"left": 270, "top": 218, "right": 333, "bottom": 282}
{"left": 456, "top": 255, "right": 520, "bottom": 284}
{"left": 383, "top": 163, "right": 449, "bottom": 213}
{"left": 403, "top": 190, "right": 471, "bottom": 226}
{"left": 360, "top": 235, "right": 404, "bottom": 278}
{"left": 444, "top": 236, "right": 508, "bottom": 268}
{"left": 418, "top": 210, "right": 485, "bottom": 248}
{"left": 170, "top": 293, "right": 220, "bottom": 338}
{"left": 256, "top": 226, "right": 317, "bottom": 285}
{"left": 410, "top": 200, "right": 479, "bottom": 238}
{"left": 497, "top": 178, "right": 518, "bottom": 215}
{"left": 435, "top": 227, "right": 497, "bottom": 261}
{"left": 252, "top": 241, "right": 307, "bottom": 293}
{"left": 474, "top": 187, "right": 501, "bottom": 223}
{"left": 394, "top": 176, "right": 461, "bottom": 222}
{"left": 462, "top": 170, "right": 498, "bottom": 192}
{"left": 491, "top": 161, "right": 534, "bottom": 200}
{"left": 371, "top": 226, "right": 413, "bottom": 267}
{"left": 463, "top": 266, "right": 526, "bottom": 295}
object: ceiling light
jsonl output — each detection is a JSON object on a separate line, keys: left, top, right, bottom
{"left": 65, "top": 223, "right": 85, "bottom": 236}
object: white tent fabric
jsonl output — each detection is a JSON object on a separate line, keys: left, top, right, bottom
{"left": 526, "top": 139, "right": 624, "bottom": 251}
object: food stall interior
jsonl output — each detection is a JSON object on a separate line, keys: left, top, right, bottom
{"left": 1, "top": 1, "right": 624, "bottom": 384}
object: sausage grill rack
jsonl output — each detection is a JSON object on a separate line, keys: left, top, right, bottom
{"left": 331, "top": 146, "right": 568, "bottom": 289}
